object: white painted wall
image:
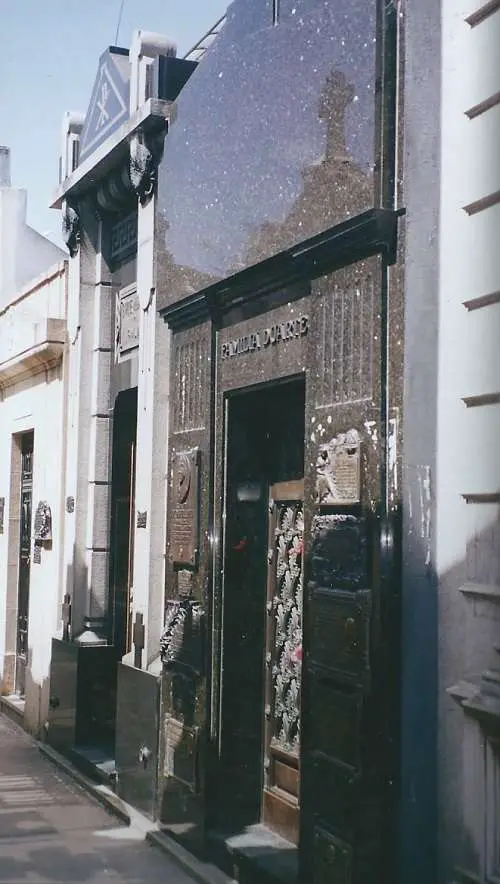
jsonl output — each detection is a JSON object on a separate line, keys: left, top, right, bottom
{"left": 0, "top": 262, "right": 68, "bottom": 735}
{"left": 0, "top": 149, "right": 64, "bottom": 310}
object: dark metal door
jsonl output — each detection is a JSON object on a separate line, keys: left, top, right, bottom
{"left": 16, "top": 432, "right": 34, "bottom": 697}
{"left": 263, "top": 480, "right": 304, "bottom": 845}
{"left": 110, "top": 389, "right": 137, "bottom": 657}
{"left": 111, "top": 441, "right": 136, "bottom": 656}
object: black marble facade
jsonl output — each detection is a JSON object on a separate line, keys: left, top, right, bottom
{"left": 156, "top": 2, "right": 402, "bottom": 882}
{"left": 156, "top": 0, "right": 381, "bottom": 311}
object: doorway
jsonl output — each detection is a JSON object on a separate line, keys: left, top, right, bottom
{"left": 109, "top": 388, "right": 137, "bottom": 657}
{"left": 218, "top": 377, "right": 305, "bottom": 841}
{"left": 15, "top": 431, "right": 34, "bottom": 697}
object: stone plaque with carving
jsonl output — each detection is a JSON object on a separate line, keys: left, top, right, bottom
{"left": 316, "top": 429, "right": 361, "bottom": 505}
{"left": 115, "top": 286, "right": 140, "bottom": 360}
{"left": 34, "top": 501, "right": 52, "bottom": 541}
{"left": 170, "top": 448, "right": 199, "bottom": 566}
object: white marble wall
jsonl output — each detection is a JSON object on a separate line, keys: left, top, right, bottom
{"left": 438, "top": 2, "right": 500, "bottom": 879}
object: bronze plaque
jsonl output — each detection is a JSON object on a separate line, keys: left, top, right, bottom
{"left": 311, "top": 514, "right": 368, "bottom": 590}
{"left": 164, "top": 717, "right": 198, "bottom": 791}
{"left": 170, "top": 448, "right": 199, "bottom": 566}
{"left": 316, "top": 429, "right": 361, "bottom": 505}
{"left": 310, "top": 588, "right": 371, "bottom": 682}
{"left": 0, "top": 497, "right": 4, "bottom": 533}
{"left": 310, "top": 680, "right": 361, "bottom": 770}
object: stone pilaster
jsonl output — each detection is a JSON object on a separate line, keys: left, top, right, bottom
{"left": 84, "top": 225, "right": 113, "bottom": 630}
{"left": 127, "top": 191, "right": 169, "bottom": 667}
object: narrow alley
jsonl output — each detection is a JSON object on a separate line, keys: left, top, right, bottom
{"left": 0, "top": 714, "right": 195, "bottom": 884}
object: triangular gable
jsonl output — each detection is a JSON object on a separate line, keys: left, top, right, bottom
{"left": 79, "top": 47, "right": 130, "bottom": 163}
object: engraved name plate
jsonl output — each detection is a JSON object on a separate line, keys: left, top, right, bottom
{"left": 170, "top": 448, "right": 199, "bottom": 566}
{"left": 115, "top": 286, "right": 140, "bottom": 359}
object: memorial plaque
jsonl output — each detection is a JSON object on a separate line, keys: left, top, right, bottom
{"left": 66, "top": 496, "right": 75, "bottom": 513}
{"left": 33, "top": 545, "right": 42, "bottom": 564}
{"left": 170, "top": 448, "right": 199, "bottom": 566}
{"left": 177, "top": 569, "right": 193, "bottom": 599}
{"left": 115, "top": 286, "right": 140, "bottom": 359}
{"left": 0, "top": 497, "right": 4, "bottom": 533}
{"left": 164, "top": 717, "right": 198, "bottom": 790}
{"left": 311, "top": 514, "right": 368, "bottom": 590}
{"left": 33, "top": 501, "right": 52, "bottom": 541}
{"left": 137, "top": 511, "right": 147, "bottom": 529}
{"left": 316, "top": 429, "right": 361, "bottom": 505}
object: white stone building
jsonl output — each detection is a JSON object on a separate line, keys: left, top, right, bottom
{"left": 403, "top": 1, "right": 500, "bottom": 881}
{"left": 45, "top": 34, "right": 197, "bottom": 797}
{"left": 0, "top": 147, "right": 67, "bottom": 735}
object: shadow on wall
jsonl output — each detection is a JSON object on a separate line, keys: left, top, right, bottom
{"left": 21, "top": 542, "right": 93, "bottom": 739}
{"left": 402, "top": 489, "right": 500, "bottom": 884}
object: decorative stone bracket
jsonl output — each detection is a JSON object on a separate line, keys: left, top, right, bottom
{"left": 61, "top": 201, "right": 80, "bottom": 257}
{"left": 129, "top": 127, "right": 159, "bottom": 206}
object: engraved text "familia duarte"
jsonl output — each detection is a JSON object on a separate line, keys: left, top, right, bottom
{"left": 220, "top": 314, "right": 309, "bottom": 360}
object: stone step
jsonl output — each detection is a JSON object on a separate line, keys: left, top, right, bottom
{"left": 69, "top": 745, "right": 117, "bottom": 789}
{"left": 207, "top": 824, "right": 298, "bottom": 884}
{"left": 0, "top": 694, "right": 25, "bottom": 728}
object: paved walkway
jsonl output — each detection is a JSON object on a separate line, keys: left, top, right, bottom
{"left": 0, "top": 713, "right": 195, "bottom": 884}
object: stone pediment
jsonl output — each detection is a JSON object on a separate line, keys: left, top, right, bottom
{"left": 79, "top": 47, "right": 130, "bottom": 163}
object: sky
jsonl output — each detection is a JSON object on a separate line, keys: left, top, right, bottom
{"left": 0, "top": 0, "right": 228, "bottom": 244}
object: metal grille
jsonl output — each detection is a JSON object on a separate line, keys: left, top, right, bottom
{"left": 270, "top": 502, "right": 304, "bottom": 754}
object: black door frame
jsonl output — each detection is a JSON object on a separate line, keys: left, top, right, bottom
{"left": 15, "top": 431, "right": 34, "bottom": 697}
{"left": 214, "top": 377, "right": 306, "bottom": 834}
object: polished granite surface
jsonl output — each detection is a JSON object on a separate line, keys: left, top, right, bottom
{"left": 156, "top": 0, "right": 378, "bottom": 308}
